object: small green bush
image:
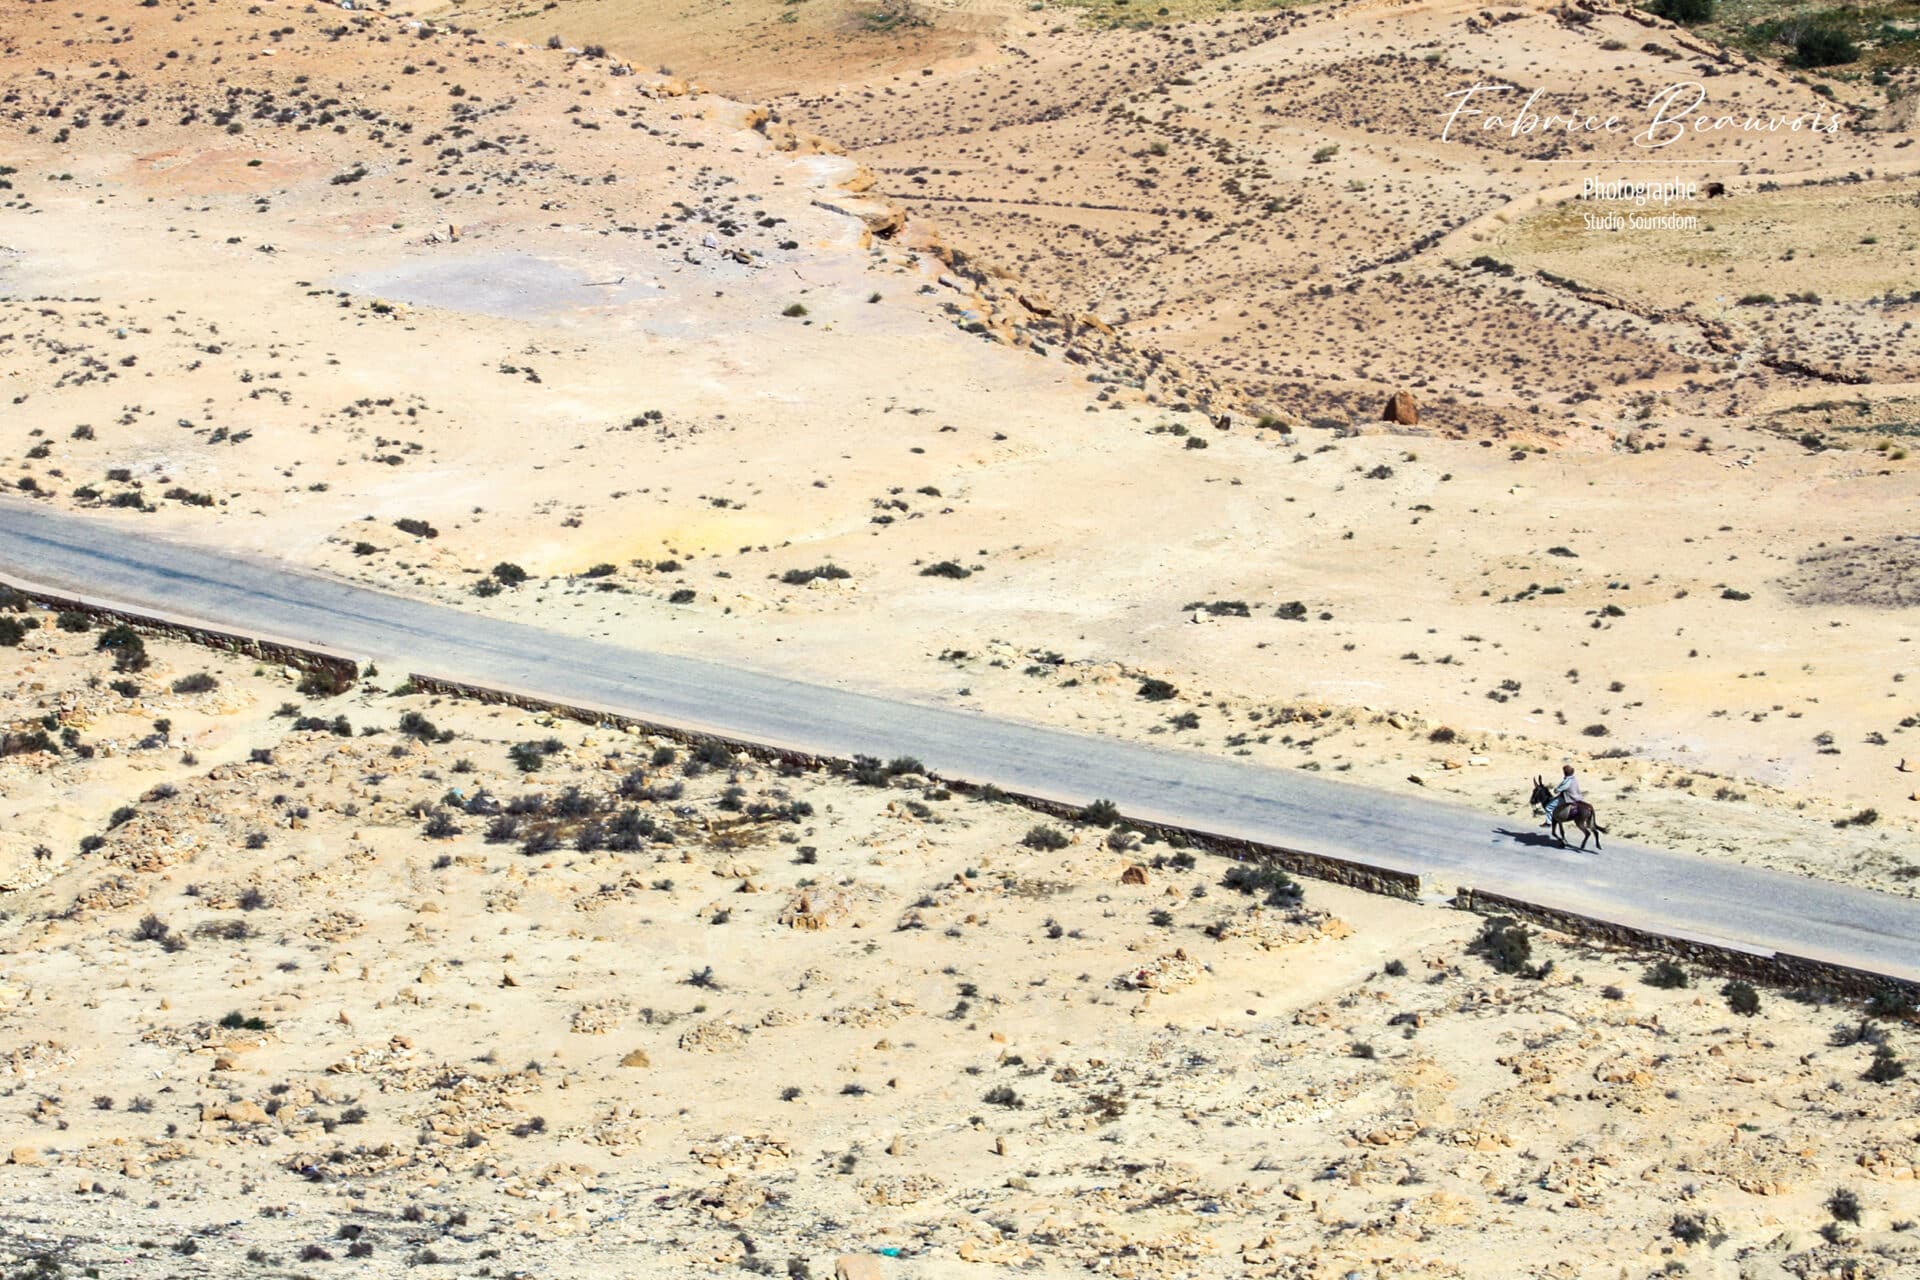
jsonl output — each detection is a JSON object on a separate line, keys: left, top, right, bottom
{"left": 1794, "top": 25, "right": 1858, "bottom": 67}
{"left": 1471, "top": 916, "right": 1535, "bottom": 976}
{"left": 780, "top": 564, "right": 851, "bottom": 586}
{"left": 1866, "top": 989, "right": 1912, "bottom": 1019}
{"left": 1137, "top": 677, "right": 1178, "bottom": 702}
{"left": 399, "top": 711, "right": 451, "bottom": 743}
{"left": 1220, "top": 862, "right": 1303, "bottom": 908}
{"left": 1650, "top": 0, "right": 1712, "bottom": 21}
{"left": 1864, "top": 1046, "right": 1906, "bottom": 1083}
{"left": 97, "top": 624, "right": 149, "bottom": 671}
{"left": 1645, "top": 959, "right": 1690, "bottom": 989}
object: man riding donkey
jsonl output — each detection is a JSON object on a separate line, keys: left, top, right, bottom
{"left": 1532, "top": 762, "right": 1605, "bottom": 851}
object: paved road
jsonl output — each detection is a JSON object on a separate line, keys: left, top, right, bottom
{"left": 4, "top": 500, "right": 1916, "bottom": 981}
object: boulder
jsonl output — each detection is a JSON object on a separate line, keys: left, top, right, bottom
{"left": 1382, "top": 390, "right": 1419, "bottom": 426}
{"left": 810, "top": 196, "right": 903, "bottom": 239}
{"left": 202, "top": 1100, "right": 271, "bottom": 1126}
{"left": 836, "top": 1257, "right": 884, "bottom": 1280}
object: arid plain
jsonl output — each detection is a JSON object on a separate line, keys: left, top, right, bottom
{"left": 2, "top": 0, "right": 1918, "bottom": 1274}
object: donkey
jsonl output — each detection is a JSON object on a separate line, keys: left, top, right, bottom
{"left": 1529, "top": 775, "right": 1605, "bottom": 851}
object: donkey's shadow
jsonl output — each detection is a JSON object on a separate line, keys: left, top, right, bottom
{"left": 1494, "top": 826, "right": 1586, "bottom": 851}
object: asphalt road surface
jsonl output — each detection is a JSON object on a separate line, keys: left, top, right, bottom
{"left": 4, "top": 500, "right": 1916, "bottom": 981}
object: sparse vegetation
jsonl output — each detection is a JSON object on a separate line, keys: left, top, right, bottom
{"left": 1220, "top": 862, "right": 1302, "bottom": 908}
{"left": 1023, "top": 825, "right": 1071, "bottom": 851}
{"left": 780, "top": 564, "right": 851, "bottom": 586}
{"left": 1470, "top": 916, "right": 1540, "bottom": 977}
{"left": 1136, "top": 677, "right": 1178, "bottom": 702}
{"left": 1645, "top": 960, "right": 1690, "bottom": 989}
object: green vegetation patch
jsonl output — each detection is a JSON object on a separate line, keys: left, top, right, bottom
{"left": 1695, "top": 0, "right": 1920, "bottom": 70}
{"left": 1043, "top": 0, "right": 1315, "bottom": 31}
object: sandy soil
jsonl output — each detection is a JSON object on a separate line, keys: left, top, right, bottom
{"left": 3, "top": 625, "right": 1917, "bottom": 1278}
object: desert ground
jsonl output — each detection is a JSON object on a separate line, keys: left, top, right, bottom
{"left": 2, "top": 625, "right": 1917, "bottom": 1278}
{"left": 2, "top": 0, "right": 1919, "bottom": 1272}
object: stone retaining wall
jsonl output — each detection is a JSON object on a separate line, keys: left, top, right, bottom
{"left": 407, "top": 672, "right": 1425, "bottom": 900}
{"left": 1456, "top": 887, "right": 1919, "bottom": 1001}
{"left": 3, "top": 580, "right": 361, "bottom": 694}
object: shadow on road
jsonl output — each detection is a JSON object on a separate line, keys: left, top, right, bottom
{"left": 1493, "top": 826, "right": 1595, "bottom": 853}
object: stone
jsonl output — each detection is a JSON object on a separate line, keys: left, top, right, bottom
{"left": 836, "top": 1256, "right": 884, "bottom": 1280}
{"left": 201, "top": 1101, "right": 270, "bottom": 1126}
{"left": 1119, "top": 864, "right": 1149, "bottom": 886}
{"left": 811, "top": 195, "right": 903, "bottom": 238}
{"left": 1382, "top": 390, "right": 1419, "bottom": 425}
{"left": 230, "top": 1100, "right": 272, "bottom": 1125}
{"left": 619, "top": 1049, "right": 650, "bottom": 1068}
{"left": 9, "top": 1145, "right": 42, "bottom": 1166}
